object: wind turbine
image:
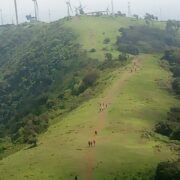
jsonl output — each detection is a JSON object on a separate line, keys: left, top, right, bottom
{"left": 0, "top": 9, "right": 3, "bottom": 25}
{"left": 14, "top": 0, "right": 19, "bottom": 24}
{"left": 32, "top": 0, "right": 39, "bottom": 21}
{"left": 66, "top": 0, "right": 73, "bottom": 19}
{"left": 111, "top": 0, "right": 114, "bottom": 16}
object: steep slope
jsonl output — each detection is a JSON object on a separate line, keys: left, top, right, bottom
{"left": 0, "top": 54, "right": 179, "bottom": 179}
{"left": 0, "top": 21, "right": 100, "bottom": 143}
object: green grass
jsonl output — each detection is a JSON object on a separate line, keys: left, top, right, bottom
{"left": 65, "top": 16, "right": 165, "bottom": 61}
{"left": 0, "top": 54, "right": 179, "bottom": 180}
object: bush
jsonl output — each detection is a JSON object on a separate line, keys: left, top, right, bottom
{"left": 155, "top": 122, "right": 172, "bottom": 137}
{"left": 118, "top": 44, "right": 139, "bottom": 55}
{"left": 168, "top": 107, "right": 180, "bottom": 122}
{"left": 117, "top": 26, "right": 180, "bottom": 54}
{"left": 89, "top": 48, "right": 96, "bottom": 53}
{"left": 155, "top": 160, "right": 180, "bottom": 180}
{"left": 118, "top": 53, "right": 128, "bottom": 62}
{"left": 83, "top": 70, "right": 99, "bottom": 87}
{"left": 155, "top": 107, "right": 180, "bottom": 141}
{"left": 172, "top": 78, "right": 180, "bottom": 95}
{"left": 104, "top": 38, "right": 111, "bottom": 44}
{"left": 105, "top": 53, "right": 113, "bottom": 61}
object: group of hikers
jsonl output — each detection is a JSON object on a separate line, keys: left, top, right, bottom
{"left": 87, "top": 102, "right": 108, "bottom": 148}
{"left": 99, "top": 102, "right": 108, "bottom": 112}
{"left": 130, "top": 61, "right": 139, "bottom": 73}
{"left": 88, "top": 130, "right": 98, "bottom": 147}
{"left": 74, "top": 62, "right": 140, "bottom": 180}
{"left": 88, "top": 139, "right": 96, "bottom": 147}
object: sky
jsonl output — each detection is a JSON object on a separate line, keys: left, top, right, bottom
{"left": 0, "top": 0, "right": 179, "bottom": 24}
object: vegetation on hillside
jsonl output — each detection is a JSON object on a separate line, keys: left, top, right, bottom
{"left": 116, "top": 21, "right": 180, "bottom": 54}
{"left": 155, "top": 48, "right": 180, "bottom": 141}
{"left": 0, "top": 22, "right": 101, "bottom": 143}
{"left": 154, "top": 48, "right": 180, "bottom": 179}
{"left": 155, "top": 160, "right": 180, "bottom": 180}
{"left": 0, "top": 20, "right": 129, "bottom": 155}
{"left": 0, "top": 15, "right": 179, "bottom": 179}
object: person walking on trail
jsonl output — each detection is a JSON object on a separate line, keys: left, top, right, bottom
{"left": 93, "top": 140, "right": 96, "bottom": 146}
{"left": 88, "top": 141, "right": 91, "bottom": 147}
{"left": 95, "top": 130, "right": 97, "bottom": 135}
{"left": 90, "top": 141, "right": 93, "bottom": 147}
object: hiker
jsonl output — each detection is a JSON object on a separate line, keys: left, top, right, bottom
{"left": 75, "top": 176, "right": 78, "bottom": 180}
{"left": 102, "top": 104, "right": 104, "bottom": 111}
{"left": 93, "top": 140, "right": 96, "bottom": 146}
{"left": 88, "top": 141, "right": 91, "bottom": 147}
{"left": 90, "top": 141, "right": 93, "bottom": 147}
{"left": 95, "top": 130, "right": 97, "bottom": 135}
{"left": 131, "top": 69, "right": 133, "bottom": 73}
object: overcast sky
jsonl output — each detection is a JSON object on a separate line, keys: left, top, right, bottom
{"left": 0, "top": 0, "right": 179, "bottom": 24}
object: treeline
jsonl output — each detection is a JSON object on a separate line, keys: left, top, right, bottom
{"left": 154, "top": 49, "right": 180, "bottom": 179}
{"left": 116, "top": 20, "right": 180, "bottom": 55}
{"left": 155, "top": 49, "right": 180, "bottom": 141}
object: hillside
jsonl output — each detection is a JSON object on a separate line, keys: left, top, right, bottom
{"left": 0, "top": 20, "right": 101, "bottom": 144}
{"left": 0, "top": 16, "right": 180, "bottom": 179}
{"left": 0, "top": 54, "right": 179, "bottom": 179}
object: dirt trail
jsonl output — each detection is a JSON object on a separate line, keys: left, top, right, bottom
{"left": 84, "top": 57, "right": 142, "bottom": 180}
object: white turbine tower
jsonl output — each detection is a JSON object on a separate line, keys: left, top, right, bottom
{"left": 128, "top": 1, "right": 131, "bottom": 17}
{"left": 14, "top": 0, "right": 19, "bottom": 24}
{"left": 66, "top": 0, "right": 73, "bottom": 19}
{"left": 111, "top": 0, "right": 114, "bottom": 16}
{"left": 32, "top": 0, "right": 39, "bottom": 21}
{"left": 0, "top": 9, "right": 3, "bottom": 25}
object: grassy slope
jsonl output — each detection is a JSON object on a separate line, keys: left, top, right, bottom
{"left": 0, "top": 54, "right": 178, "bottom": 180}
{"left": 65, "top": 16, "right": 165, "bottom": 61}
{"left": 65, "top": 16, "right": 143, "bottom": 60}
{"left": 0, "top": 17, "right": 178, "bottom": 179}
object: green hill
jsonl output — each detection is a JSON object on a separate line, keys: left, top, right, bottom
{"left": 0, "top": 16, "right": 179, "bottom": 179}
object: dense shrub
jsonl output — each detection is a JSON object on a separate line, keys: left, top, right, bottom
{"left": 168, "top": 107, "right": 180, "bottom": 122}
{"left": 172, "top": 78, "right": 180, "bottom": 95}
{"left": 117, "top": 44, "right": 139, "bottom": 55}
{"left": 155, "top": 160, "right": 180, "bottom": 180}
{"left": 105, "top": 53, "right": 113, "bottom": 61}
{"left": 116, "top": 26, "right": 180, "bottom": 54}
{"left": 103, "top": 38, "right": 111, "bottom": 44}
{"left": 155, "top": 107, "right": 180, "bottom": 141}
{"left": 155, "top": 122, "right": 172, "bottom": 137}
{"left": 89, "top": 48, "right": 96, "bottom": 53}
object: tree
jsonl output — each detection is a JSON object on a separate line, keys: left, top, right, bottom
{"left": 103, "top": 38, "right": 111, "bottom": 44}
{"left": 118, "top": 53, "right": 128, "bottom": 62}
{"left": 28, "top": 134, "right": 38, "bottom": 147}
{"left": 166, "top": 20, "right": 180, "bottom": 35}
{"left": 155, "top": 160, "right": 180, "bottom": 180}
{"left": 144, "top": 13, "right": 158, "bottom": 25}
{"left": 83, "top": 70, "right": 99, "bottom": 87}
{"left": 105, "top": 53, "right": 113, "bottom": 61}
